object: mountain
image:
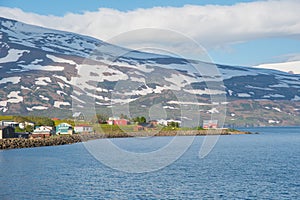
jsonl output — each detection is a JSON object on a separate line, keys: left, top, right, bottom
{"left": 1, "top": 17, "right": 300, "bottom": 126}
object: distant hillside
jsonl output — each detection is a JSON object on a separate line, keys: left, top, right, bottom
{"left": 1, "top": 17, "right": 300, "bottom": 126}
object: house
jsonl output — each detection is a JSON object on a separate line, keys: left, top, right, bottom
{"left": 107, "top": 117, "right": 128, "bottom": 126}
{"left": 133, "top": 123, "right": 156, "bottom": 131}
{"left": 0, "top": 126, "right": 16, "bottom": 139}
{"left": 203, "top": 120, "right": 218, "bottom": 129}
{"left": 18, "top": 121, "right": 35, "bottom": 130}
{"left": 157, "top": 119, "right": 168, "bottom": 126}
{"left": 157, "top": 119, "right": 181, "bottom": 127}
{"left": 72, "top": 112, "right": 84, "bottom": 121}
{"left": 149, "top": 120, "right": 158, "bottom": 126}
{"left": 0, "top": 120, "right": 19, "bottom": 127}
{"left": 133, "top": 125, "right": 144, "bottom": 131}
{"left": 51, "top": 118, "right": 60, "bottom": 121}
{"left": 74, "top": 125, "right": 93, "bottom": 133}
{"left": 167, "top": 120, "right": 181, "bottom": 127}
{"left": 31, "top": 126, "right": 53, "bottom": 138}
{"left": 56, "top": 123, "right": 73, "bottom": 135}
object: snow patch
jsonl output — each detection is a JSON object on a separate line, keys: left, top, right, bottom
{"left": 167, "top": 101, "right": 211, "bottom": 106}
{"left": 0, "top": 76, "right": 21, "bottom": 84}
{"left": 57, "top": 90, "right": 67, "bottom": 96}
{"left": 165, "top": 73, "right": 196, "bottom": 91}
{"left": 269, "top": 83, "right": 289, "bottom": 88}
{"left": 109, "top": 60, "right": 154, "bottom": 73}
{"left": 73, "top": 90, "right": 83, "bottom": 96}
{"left": 0, "top": 91, "right": 23, "bottom": 107}
{"left": 0, "top": 101, "right": 7, "bottom": 107}
{"left": 31, "top": 59, "right": 43, "bottom": 64}
{"left": 27, "top": 106, "right": 48, "bottom": 111}
{"left": 19, "top": 64, "right": 64, "bottom": 71}
{"left": 130, "top": 76, "right": 145, "bottom": 82}
{"left": 0, "top": 49, "right": 29, "bottom": 63}
{"left": 57, "top": 82, "right": 65, "bottom": 89}
{"left": 184, "top": 88, "right": 226, "bottom": 95}
{"left": 272, "top": 107, "right": 282, "bottom": 112}
{"left": 39, "top": 95, "right": 49, "bottom": 101}
{"left": 7, "top": 91, "right": 23, "bottom": 103}
{"left": 163, "top": 106, "right": 179, "bottom": 110}
{"left": 35, "top": 77, "right": 51, "bottom": 86}
{"left": 70, "top": 95, "right": 85, "bottom": 104}
{"left": 74, "top": 64, "right": 128, "bottom": 92}
{"left": 46, "top": 54, "right": 77, "bottom": 65}
{"left": 54, "top": 101, "right": 70, "bottom": 108}
{"left": 268, "top": 119, "right": 280, "bottom": 124}
{"left": 237, "top": 93, "right": 251, "bottom": 97}
{"left": 207, "top": 108, "right": 219, "bottom": 114}
{"left": 254, "top": 60, "right": 300, "bottom": 74}
{"left": 292, "top": 95, "right": 300, "bottom": 101}
{"left": 245, "top": 85, "right": 274, "bottom": 91}
{"left": 263, "top": 94, "right": 285, "bottom": 98}
{"left": 21, "top": 85, "right": 31, "bottom": 90}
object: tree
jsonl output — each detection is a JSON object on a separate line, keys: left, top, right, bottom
{"left": 25, "top": 125, "right": 34, "bottom": 133}
{"left": 140, "top": 116, "right": 146, "bottom": 123}
{"left": 169, "top": 121, "right": 179, "bottom": 128}
{"left": 26, "top": 116, "right": 54, "bottom": 127}
{"left": 94, "top": 114, "right": 109, "bottom": 123}
{"left": 13, "top": 116, "right": 27, "bottom": 123}
{"left": 133, "top": 116, "right": 146, "bottom": 124}
{"left": 120, "top": 113, "right": 128, "bottom": 119}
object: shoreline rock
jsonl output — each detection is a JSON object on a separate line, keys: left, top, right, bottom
{"left": 0, "top": 135, "right": 82, "bottom": 150}
{"left": 0, "top": 130, "right": 253, "bottom": 150}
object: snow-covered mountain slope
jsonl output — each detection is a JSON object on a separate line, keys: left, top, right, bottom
{"left": 254, "top": 60, "right": 300, "bottom": 74}
{"left": 0, "top": 17, "right": 300, "bottom": 125}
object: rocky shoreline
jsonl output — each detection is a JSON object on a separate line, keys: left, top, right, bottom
{"left": 0, "top": 129, "right": 253, "bottom": 150}
{"left": 0, "top": 135, "right": 82, "bottom": 150}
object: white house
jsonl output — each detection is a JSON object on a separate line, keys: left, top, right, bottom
{"left": 72, "top": 112, "right": 84, "bottom": 120}
{"left": 19, "top": 121, "right": 35, "bottom": 129}
{"left": 203, "top": 120, "right": 218, "bottom": 129}
{"left": 0, "top": 120, "right": 19, "bottom": 127}
{"left": 74, "top": 125, "right": 93, "bottom": 133}
{"left": 33, "top": 126, "right": 53, "bottom": 134}
{"left": 32, "top": 126, "right": 54, "bottom": 138}
{"left": 157, "top": 119, "right": 182, "bottom": 127}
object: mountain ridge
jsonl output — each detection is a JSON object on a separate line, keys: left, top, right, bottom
{"left": 1, "top": 17, "right": 300, "bottom": 126}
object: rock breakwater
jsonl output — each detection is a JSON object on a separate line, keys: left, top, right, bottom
{"left": 0, "top": 129, "right": 252, "bottom": 150}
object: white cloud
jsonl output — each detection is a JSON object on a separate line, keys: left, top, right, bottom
{"left": 1, "top": 0, "right": 300, "bottom": 58}
{"left": 276, "top": 53, "right": 300, "bottom": 62}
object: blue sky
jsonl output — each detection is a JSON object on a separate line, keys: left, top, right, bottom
{"left": 1, "top": 0, "right": 300, "bottom": 67}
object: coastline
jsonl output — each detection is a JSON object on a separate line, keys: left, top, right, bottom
{"left": 0, "top": 129, "right": 253, "bottom": 150}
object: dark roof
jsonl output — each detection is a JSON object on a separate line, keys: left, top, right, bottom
{"left": 15, "top": 132, "right": 30, "bottom": 135}
{"left": 72, "top": 112, "right": 83, "bottom": 117}
{"left": 139, "top": 123, "right": 155, "bottom": 128}
{"left": 0, "top": 126, "right": 15, "bottom": 130}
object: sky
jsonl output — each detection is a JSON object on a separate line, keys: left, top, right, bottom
{"left": 1, "top": 0, "right": 300, "bottom": 68}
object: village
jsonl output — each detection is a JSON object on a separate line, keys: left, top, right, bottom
{"left": 0, "top": 112, "right": 220, "bottom": 140}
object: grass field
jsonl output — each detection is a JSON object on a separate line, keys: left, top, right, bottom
{"left": 0, "top": 116, "right": 13, "bottom": 121}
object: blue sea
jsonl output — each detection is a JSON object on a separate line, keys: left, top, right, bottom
{"left": 0, "top": 127, "right": 299, "bottom": 199}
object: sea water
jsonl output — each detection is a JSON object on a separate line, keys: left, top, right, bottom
{"left": 0, "top": 127, "right": 299, "bottom": 199}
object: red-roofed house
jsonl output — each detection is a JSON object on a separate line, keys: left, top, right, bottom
{"left": 107, "top": 117, "right": 128, "bottom": 126}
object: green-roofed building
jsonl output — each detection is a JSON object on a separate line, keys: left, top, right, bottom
{"left": 56, "top": 123, "right": 73, "bottom": 135}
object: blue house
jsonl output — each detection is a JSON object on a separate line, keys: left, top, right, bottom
{"left": 56, "top": 123, "right": 73, "bottom": 135}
